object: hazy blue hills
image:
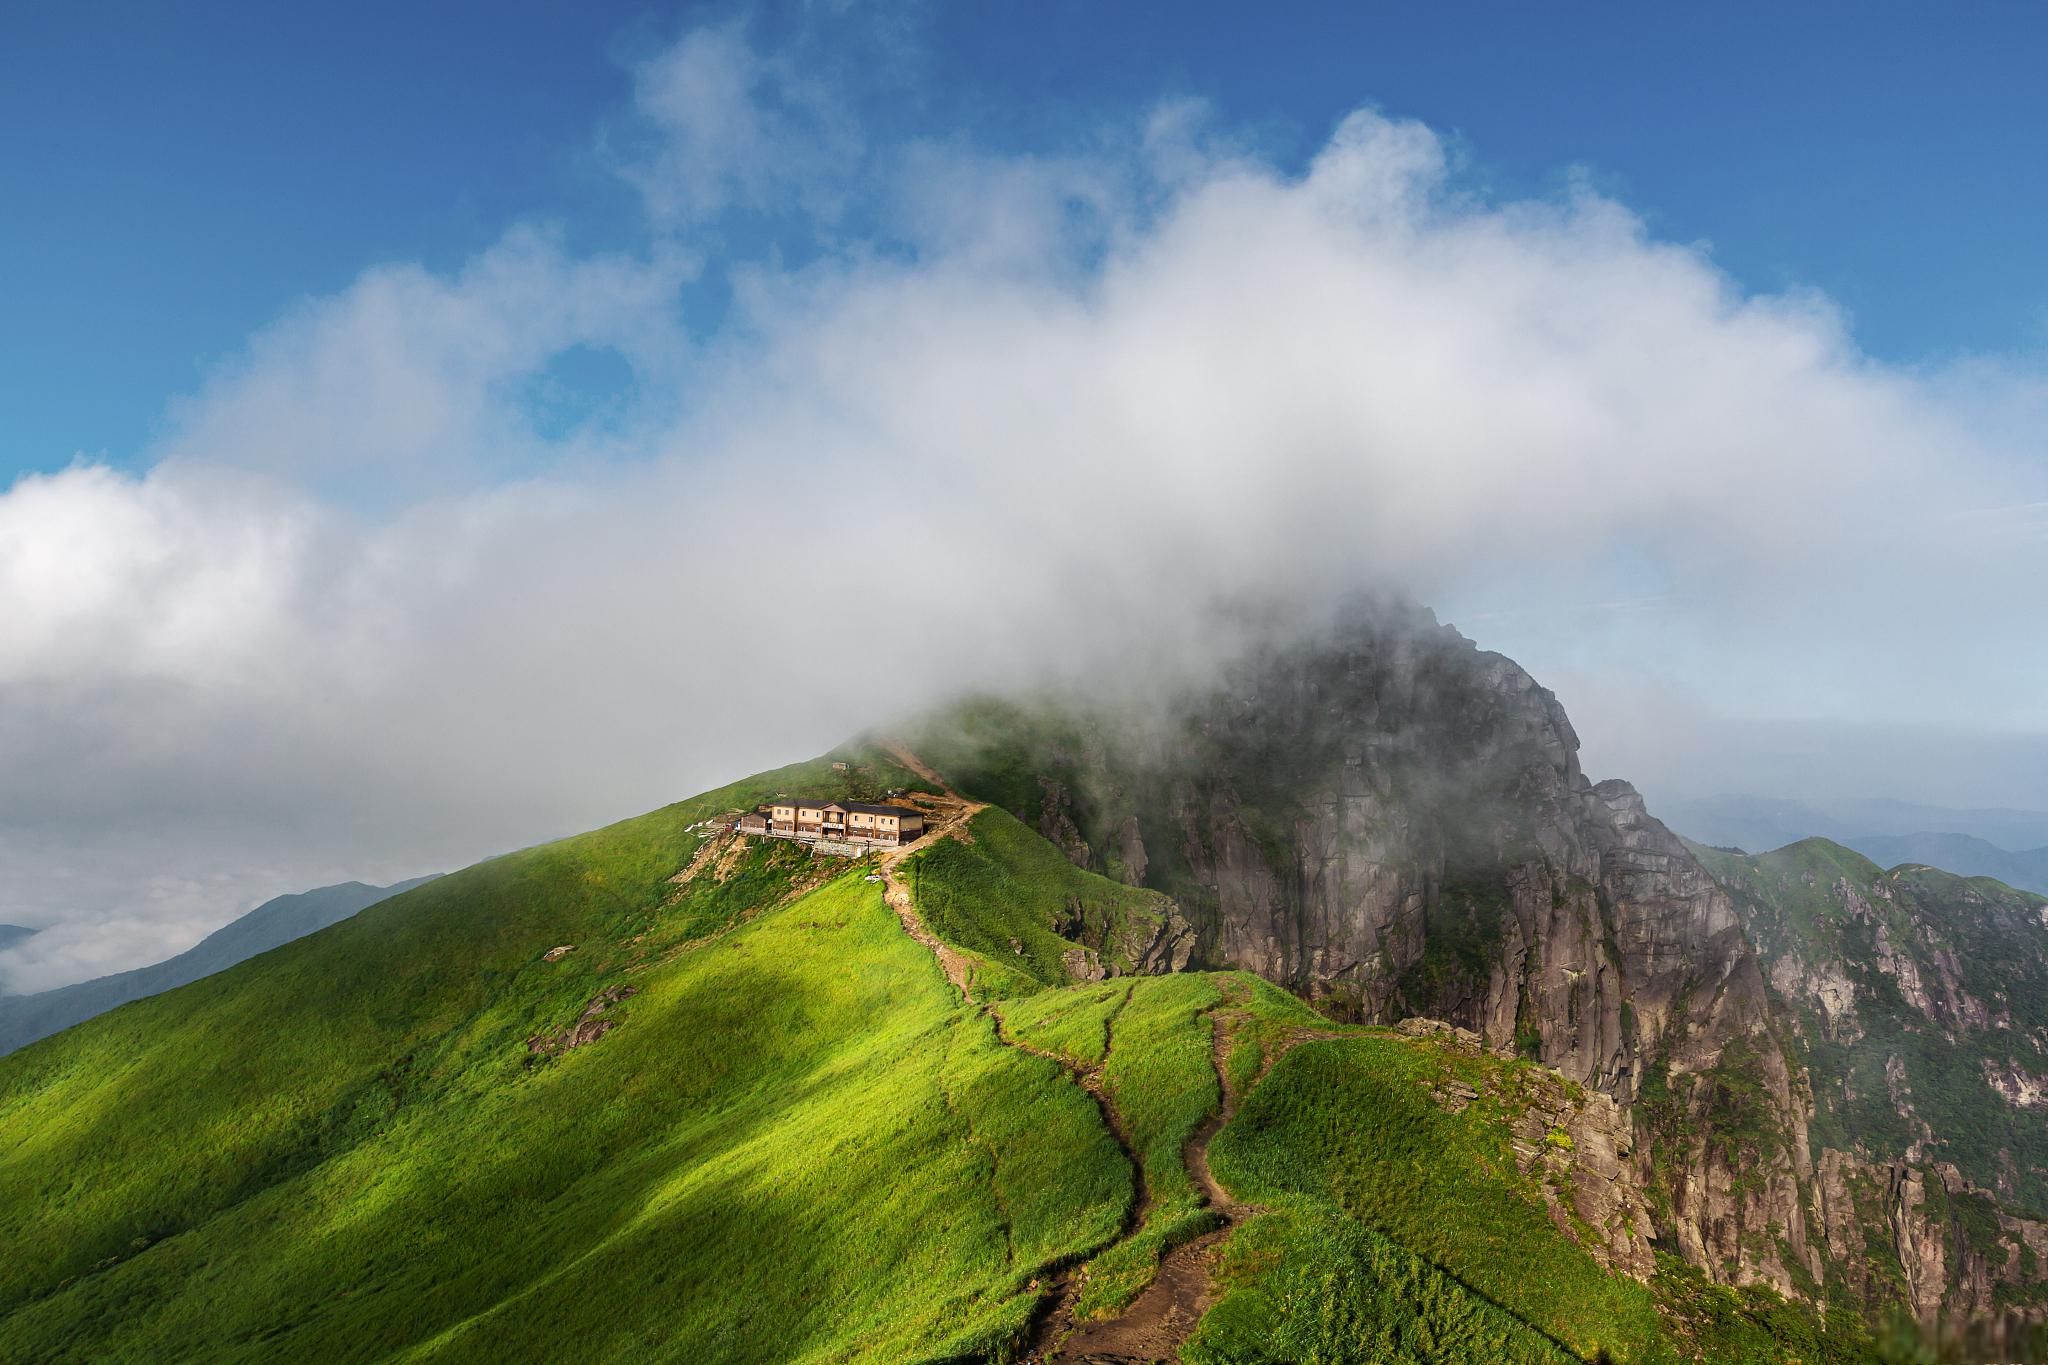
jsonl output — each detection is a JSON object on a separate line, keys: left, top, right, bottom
{"left": 0, "top": 877, "right": 436, "bottom": 1056}
{"left": 1658, "top": 792, "right": 2048, "bottom": 856}
{"left": 1834, "top": 830, "right": 2048, "bottom": 897}
{"left": 0, "top": 924, "right": 34, "bottom": 957}
{"left": 1659, "top": 792, "right": 2048, "bottom": 895}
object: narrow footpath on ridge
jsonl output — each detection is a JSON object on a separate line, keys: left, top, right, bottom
{"left": 872, "top": 744, "right": 985, "bottom": 999}
{"left": 1026, "top": 1000, "right": 1259, "bottom": 1365}
{"left": 873, "top": 743, "right": 1255, "bottom": 1365}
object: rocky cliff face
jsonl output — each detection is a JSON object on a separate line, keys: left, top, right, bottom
{"left": 1062, "top": 896, "right": 1198, "bottom": 980}
{"left": 1401, "top": 1014, "right": 1659, "bottom": 1280}
{"left": 1817, "top": 1149, "right": 2048, "bottom": 1353}
{"left": 912, "top": 598, "right": 1817, "bottom": 1297}
{"left": 1700, "top": 838, "right": 2048, "bottom": 1345}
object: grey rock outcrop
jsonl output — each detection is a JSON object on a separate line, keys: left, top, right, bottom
{"left": 1817, "top": 1147, "right": 2048, "bottom": 1351}
{"left": 917, "top": 597, "right": 1816, "bottom": 1295}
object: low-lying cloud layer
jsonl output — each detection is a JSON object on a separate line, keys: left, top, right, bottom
{"left": 4, "top": 18, "right": 2044, "bottom": 991}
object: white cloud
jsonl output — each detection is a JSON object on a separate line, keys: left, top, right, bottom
{"left": 154, "top": 229, "right": 692, "bottom": 497}
{"left": 623, "top": 17, "right": 861, "bottom": 226}
{"left": 2, "top": 23, "right": 2044, "bottom": 991}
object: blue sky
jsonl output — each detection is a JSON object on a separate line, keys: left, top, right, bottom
{"left": 5, "top": 1, "right": 2047, "bottom": 483}
{"left": 4, "top": 2, "right": 2048, "bottom": 990}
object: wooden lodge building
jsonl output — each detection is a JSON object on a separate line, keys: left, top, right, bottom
{"left": 736, "top": 798, "right": 926, "bottom": 850}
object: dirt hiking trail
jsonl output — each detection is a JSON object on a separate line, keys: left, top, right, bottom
{"left": 873, "top": 744, "right": 1256, "bottom": 1363}
{"left": 872, "top": 745, "right": 984, "bottom": 1002}
{"left": 1026, "top": 1000, "right": 1260, "bottom": 1364}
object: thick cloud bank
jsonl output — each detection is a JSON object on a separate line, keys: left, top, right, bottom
{"left": 4, "top": 24, "right": 2044, "bottom": 990}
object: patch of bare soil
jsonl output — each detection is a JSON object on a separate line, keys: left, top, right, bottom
{"left": 526, "top": 984, "right": 638, "bottom": 1057}
{"left": 669, "top": 825, "right": 757, "bottom": 890}
{"left": 709, "top": 834, "right": 751, "bottom": 881}
{"left": 670, "top": 831, "right": 724, "bottom": 885}
{"left": 879, "top": 739, "right": 952, "bottom": 792}
{"left": 1036, "top": 1228, "right": 1229, "bottom": 1364}
{"left": 881, "top": 872, "right": 975, "bottom": 1000}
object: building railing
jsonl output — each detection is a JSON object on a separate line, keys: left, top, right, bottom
{"left": 752, "top": 825, "right": 905, "bottom": 849}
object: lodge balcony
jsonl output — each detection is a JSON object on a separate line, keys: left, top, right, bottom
{"left": 762, "top": 821, "right": 903, "bottom": 848}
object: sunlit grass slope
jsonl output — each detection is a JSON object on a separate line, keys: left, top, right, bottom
{"left": 0, "top": 750, "right": 1127, "bottom": 1363}
{"left": 903, "top": 807, "right": 1180, "bottom": 998}
{"left": 995, "top": 973, "right": 1619, "bottom": 1349}
{"left": 0, "top": 738, "right": 1903, "bottom": 1365}
{"left": 988, "top": 963, "right": 1887, "bottom": 1364}
{"left": 1193, "top": 1032, "right": 1890, "bottom": 1365}
{"left": 1000, "top": 974, "right": 1228, "bottom": 1317}
{"left": 1198, "top": 1033, "right": 1662, "bottom": 1363}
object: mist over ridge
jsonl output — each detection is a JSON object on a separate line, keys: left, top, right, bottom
{"left": 3, "top": 14, "right": 2045, "bottom": 992}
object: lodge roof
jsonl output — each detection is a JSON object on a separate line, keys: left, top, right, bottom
{"left": 766, "top": 798, "right": 922, "bottom": 819}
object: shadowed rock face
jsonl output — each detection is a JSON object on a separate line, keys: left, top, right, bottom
{"left": 912, "top": 597, "right": 1816, "bottom": 1295}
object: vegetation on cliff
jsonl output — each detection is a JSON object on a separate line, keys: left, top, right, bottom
{"left": 1696, "top": 836, "right": 2048, "bottom": 1347}
{"left": 1697, "top": 837, "right": 2048, "bottom": 1208}
{"left": 903, "top": 807, "right": 1188, "bottom": 997}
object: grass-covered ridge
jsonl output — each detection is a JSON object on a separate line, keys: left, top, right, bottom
{"left": 980, "top": 957, "right": 1879, "bottom": 1363}
{"left": 0, "top": 739, "right": 1910, "bottom": 1364}
{"left": 0, "top": 748, "right": 1135, "bottom": 1362}
{"left": 903, "top": 806, "right": 1184, "bottom": 998}
{"left": 999, "top": 974, "right": 1230, "bottom": 1318}
{"left": 1201, "top": 1031, "right": 1665, "bottom": 1361}
{"left": 1191, "top": 1023, "right": 1893, "bottom": 1365}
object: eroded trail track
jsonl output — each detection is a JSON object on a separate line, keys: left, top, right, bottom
{"left": 1032, "top": 1005, "right": 1257, "bottom": 1364}
{"left": 873, "top": 745, "right": 1251, "bottom": 1364}
{"left": 998, "top": 989, "right": 1155, "bottom": 1357}
{"left": 872, "top": 749, "right": 984, "bottom": 1002}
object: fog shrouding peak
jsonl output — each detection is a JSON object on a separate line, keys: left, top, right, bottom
{"left": 3, "top": 18, "right": 2044, "bottom": 991}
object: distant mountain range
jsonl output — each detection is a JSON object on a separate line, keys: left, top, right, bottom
{"left": 0, "top": 924, "right": 34, "bottom": 958}
{"left": 1656, "top": 792, "right": 2048, "bottom": 853}
{"left": 1657, "top": 793, "right": 2048, "bottom": 894}
{"left": 0, "top": 877, "right": 436, "bottom": 1056}
{"left": 1833, "top": 831, "right": 2048, "bottom": 897}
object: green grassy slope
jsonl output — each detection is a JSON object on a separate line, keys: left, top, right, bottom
{"left": 1000, "top": 974, "right": 1230, "bottom": 1317}
{"left": 0, "top": 743, "right": 1905, "bottom": 1365}
{"left": 1193, "top": 1021, "right": 1898, "bottom": 1365}
{"left": 1202, "top": 1034, "right": 1661, "bottom": 1363}
{"left": 904, "top": 807, "right": 1182, "bottom": 998}
{"left": 989, "top": 965, "right": 1881, "bottom": 1364}
{"left": 0, "top": 749, "right": 1130, "bottom": 1363}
